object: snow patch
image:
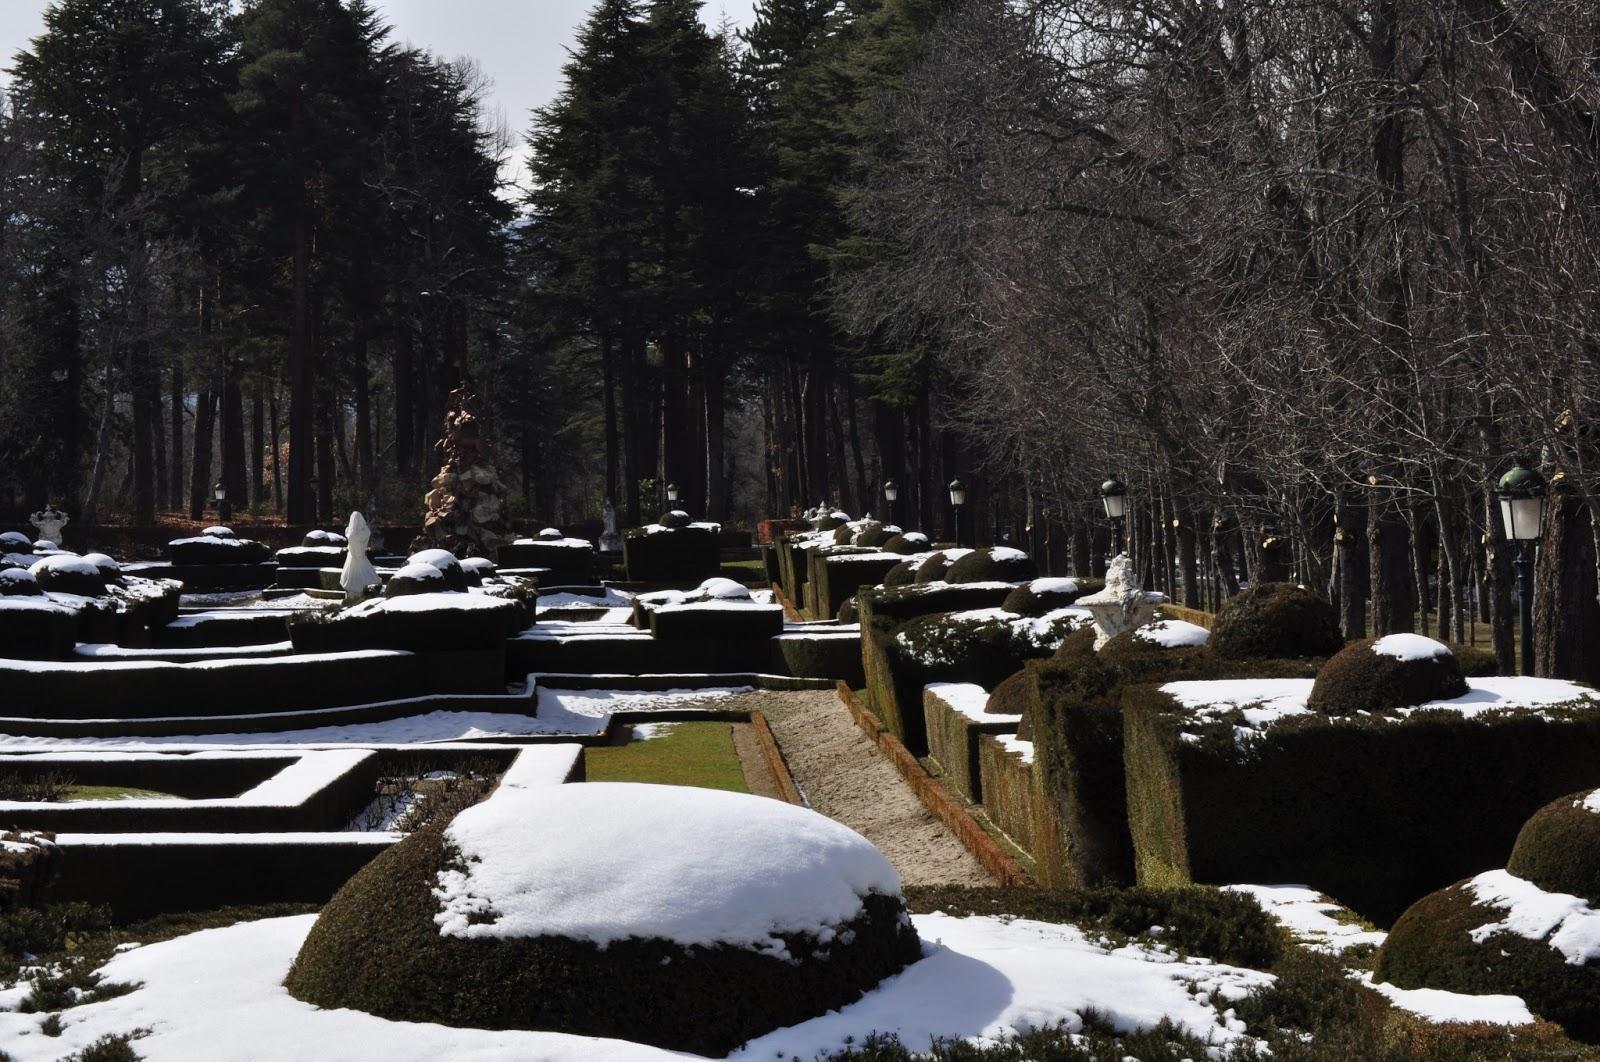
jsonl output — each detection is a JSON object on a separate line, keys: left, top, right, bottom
{"left": 1372, "top": 633, "right": 1452, "bottom": 662}
{"left": 1134, "top": 619, "right": 1210, "bottom": 649}
{"left": 1466, "top": 869, "right": 1600, "bottom": 966}
{"left": 1355, "top": 971, "right": 1533, "bottom": 1026}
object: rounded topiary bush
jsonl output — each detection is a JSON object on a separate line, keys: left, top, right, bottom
{"left": 837, "top": 597, "right": 858, "bottom": 624}
{"left": 459, "top": 557, "right": 497, "bottom": 585}
{"left": 167, "top": 528, "right": 273, "bottom": 566}
{"left": 28, "top": 555, "right": 106, "bottom": 597}
{"left": 945, "top": 547, "right": 1037, "bottom": 585}
{"left": 912, "top": 550, "right": 961, "bottom": 585}
{"left": 1507, "top": 790, "right": 1600, "bottom": 905}
{"left": 1376, "top": 872, "right": 1600, "bottom": 1042}
{"left": 882, "top": 532, "right": 930, "bottom": 556}
{"left": 0, "top": 568, "right": 43, "bottom": 596}
{"left": 811, "top": 512, "right": 847, "bottom": 532}
{"left": 407, "top": 548, "right": 469, "bottom": 592}
{"left": 384, "top": 562, "right": 454, "bottom": 598}
{"left": 1209, "top": 583, "right": 1342, "bottom": 661}
{"left": 656, "top": 510, "right": 692, "bottom": 530}
{"left": 0, "top": 531, "right": 31, "bottom": 553}
{"left": 1096, "top": 621, "right": 1212, "bottom": 672}
{"left": 985, "top": 668, "right": 1030, "bottom": 717}
{"left": 1002, "top": 577, "right": 1091, "bottom": 617}
{"left": 81, "top": 553, "right": 122, "bottom": 581}
{"left": 1306, "top": 634, "right": 1468, "bottom": 716}
{"left": 303, "top": 530, "right": 347, "bottom": 548}
{"left": 285, "top": 783, "right": 920, "bottom": 1056}
{"left": 853, "top": 523, "right": 893, "bottom": 549}
{"left": 883, "top": 560, "right": 918, "bottom": 587}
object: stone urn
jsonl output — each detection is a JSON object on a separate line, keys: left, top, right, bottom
{"left": 1077, "top": 553, "right": 1167, "bottom": 649}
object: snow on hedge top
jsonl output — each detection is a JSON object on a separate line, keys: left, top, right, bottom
{"left": 343, "top": 591, "right": 517, "bottom": 616}
{"left": 1581, "top": 790, "right": 1600, "bottom": 814}
{"left": 434, "top": 782, "right": 901, "bottom": 956}
{"left": 988, "top": 546, "right": 1028, "bottom": 562}
{"left": 30, "top": 554, "right": 99, "bottom": 579}
{"left": 0, "top": 568, "right": 38, "bottom": 588}
{"left": 459, "top": 557, "right": 496, "bottom": 574}
{"left": 203, "top": 526, "right": 235, "bottom": 537}
{"left": 303, "top": 530, "right": 346, "bottom": 545}
{"left": 82, "top": 552, "right": 120, "bottom": 573}
{"left": 694, "top": 577, "right": 750, "bottom": 600}
{"left": 641, "top": 519, "right": 721, "bottom": 534}
{"left": 1030, "top": 577, "right": 1078, "bottom": 594}
{"left": 1372, "top": 633, "right": 1451, "bottom": 662}
{"left": 513, "top": 534, "right": 591, "bottom": 549}
{"left": 0, "top": 532, "right": 30, "bottom": 549}
{"left": 1466, "top": 869, "right": 1600, "bottom": 966}
{"left": 409, "top": 548, "right": 461, "bottom": 571}
{"left": 391, "top": 561, "right": 445, "bottom": 582}
{"left": 1134, "top": 619, "right": 1210, "bottom": 649}
{"left": 897, "top": 531, "right": 929, "bottom": 545}
{"left": 170, "top": 534, "right": 256, "bottom": 547}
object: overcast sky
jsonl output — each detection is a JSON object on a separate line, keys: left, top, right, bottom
{"left": 0, "top": 0, "right": 758, "bottom": 192}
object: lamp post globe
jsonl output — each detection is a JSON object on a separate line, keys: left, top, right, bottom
{"left": 1496, "top": 460, "right": 1547, "bottom": 676}
{"left": 948, "top": 478, "right": 967, "bottom": 547}
{"left": 213, "top": 480, "right": 230, "bottom": 523}
{"left": 665, "top": 482, "right": 680, "bottom": 505}
{"left": 883, "top": 479, "right": 898, "bottom": 523}
{"left": 1100, "top": 477, "right": 1128, "bottom": 553}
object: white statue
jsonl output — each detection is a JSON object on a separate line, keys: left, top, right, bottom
{"left": 340, "top": 511, "right": 381, "bottom": 603}
{"left": 30, "top": 505, "right": 68, "bottom": 545}
{"left": 1076, "top": 552, "right": 1168, "bottom": 649}
{"left": 599, "top": 498, "right": 622, "bottom": 554}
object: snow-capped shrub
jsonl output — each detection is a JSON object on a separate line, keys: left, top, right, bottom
{"left": 1209, "top": 583, "right": 1342, "bottom": 661}
{"left": 837, "top": 596, "right": 858, "bottom": 623}
{"left": 28, "top": 555, "right": 106, "bottom": 597}
{"left": 384, "top": 561, "right": 453, "bottom": 598}
{"left": 0, "top": 568, "right": 43, "bottom": 597}
{"left": 945, "top": 547, "right": 1037, "bottom": 585}
{"left": 536, "top": 527, "right": 564, "bottom": 540}
{"left": 1506, "top": 789, "right": 1600, "bottom": 905}
{"left": 166, "top": 530, "right": 272, "bottom": 566}
{"left": 459, "top": 556, "right": 497, "bottom": 584}
{"left": 302, "top": 530, "right": 347, "bottom": 547}
{"left": 985, "top": 668, "right": 1030, "bottom": 717}
{"left": 912, "top": 549, "right": 964, "bottom": 584}
{"left": 284, "top": 784, "right": 920, "bottom": 1055}
{"left": 0, "top": 531, "right": 31, "bottom": 551}
{"left": 80, "top": 553, "right": 121, "bottom": 580}
{"left": 657, "top": 509, "right": 693, "bottom": 530}
{"left": 881, "top": 531, "right": 929, "bottom": 556}
{"left": 1002, "top": 577, "right": 1097, "bottom": 617}
{"left": 405, "top": 549, "right": 469, "bottom": 592}
{"left": 1306, "top": 635, "right": 1468, "bottom": 716}
{"left": 883, "top": 559, "right": 917, "bottom": 586}
{"left": 292, "top": 590, "right": 529, "bottom": 653}
{"left": 852, "top": 523, "right": 894, "bottom": 549}
{"left": 1376, "top": 870, "right": 1600, "bottom": 1042}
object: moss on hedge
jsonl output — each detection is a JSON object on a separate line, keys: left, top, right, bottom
{"left": 945, "top": 548, "right": 1037, "bottom": 585}
{"left": 1210, "top": 583, "right": 1343, "bottom": 661}
{"left": 285, "top": 824, "right": 921, "bottom": 1056}
{"left": 1507, "top": 791, "right": 1600, "bottom": 904}
{"left": 1307, "top": 638, "right": 1469, "bottom": 716}
{"left": 1376, "top": 879, "right": 1600, "bottom": 1042}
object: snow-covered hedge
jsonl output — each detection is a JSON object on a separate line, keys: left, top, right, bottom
{"left": 620, "top": 522, "right": 719, "bottom": 583}
{"left": 291, "top": 591, "right": 530, "bottom": 654}
{"left": 284, "top": 783, "right": 921, "bottom": 1055}
{"left": 1506, "top": 788, "right": 1600, "bottom": 906}
{"left": 167, "top": 529, "right": 273, "bottom": 566}
{"left": 1208, "top": 582, "right": 1343, "bottom": 661}
{"left": 1306, "top": 634, "right": 1468, "bottom": 715}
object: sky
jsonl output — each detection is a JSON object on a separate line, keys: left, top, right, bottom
{"left": 0, "top": 0, "right": 759, "bottom": 192}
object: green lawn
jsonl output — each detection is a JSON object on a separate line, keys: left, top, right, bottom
{"left": 585, "top": 723, "right": 749, "bottom": 793}
{"left": 65, "top": 785, "right": 182, "bottom": 802}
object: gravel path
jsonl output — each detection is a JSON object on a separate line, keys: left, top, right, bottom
{"left": 725, "top": 689, "right": 991, "bottom": 887}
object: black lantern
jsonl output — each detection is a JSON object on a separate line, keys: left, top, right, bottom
{"left": 948, "top": 478, "right": 967, "bottom": 546}
{"left": 883, "top": 479, "right": 899, "bottom": 523}
{"left": 213, "top": 480, "right": 230, "bottom": 523}
{"left": 1100, "top": 477, "right": 1127, "bottom": 553}
{"left": 1496, "top": 460, "right": 1547, "bottom": 676}
{"left": 665, "top": 482, "right": 680, "bottom": 505}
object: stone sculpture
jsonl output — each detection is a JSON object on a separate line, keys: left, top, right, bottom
{"left": 29, "top": 506, "right": 67, "bottom": 545}
{"left": 414, "top": 387, "right": 510, "bottom": 556}
{"left": 600, "top": 498, "right": 622, "bottom": 554}
{"left": 341, "top": 511, "right": 380, "bottom": 603}
{"left": 1076, "top": 552, "right": 1168, "bottom": 649}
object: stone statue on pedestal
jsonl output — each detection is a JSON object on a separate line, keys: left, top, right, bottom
{"left": 1076, "top": 552, "right": 1168, "bottom": 649}
{"left": 600, "top": 499, "right": 622, "bottom": 554}
{"left": 341, "top": 511, "right": 381, "bottom": 603}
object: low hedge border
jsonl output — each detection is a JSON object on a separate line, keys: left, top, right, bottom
{"left": 806, "top": 550, "right": 902, "bottom": 621}
{"left": 923, "top": 684, "right": 1018, "bottom": 804}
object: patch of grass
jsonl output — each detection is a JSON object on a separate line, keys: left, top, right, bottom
{"left": 585, "top": 723, "right": 749, "bottom": 793}
{"left": 64, "top": 786, "right": 181, "bottom": 802}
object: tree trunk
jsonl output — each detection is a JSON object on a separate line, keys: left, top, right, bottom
{"left": 170, "top": 360, "right": 186, "bottom": 509}
{"left": 1534, "top": 496, "right": 1600, "bottom": 683}
{"left": 188, "top": 390, "right": 217, "bottom": 522}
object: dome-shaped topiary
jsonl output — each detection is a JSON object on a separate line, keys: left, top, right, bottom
{"left": 384, "top": 562, "right": 455, "bottom": 597}
{"left": 406, "top": 549, "right": 469, "bottom": 592}
{"left": 853, "top": 523, "right": 893, "bottom": 549}
{"left": 837, "top": 597, "right": 859, "bottom": 623}
{"left": 1376, "top": 872, "right": 1600, "bottom": 1042}
{"left": 0, "top": 568, "right": 43, "bottom": 596}
{"left": 285, "top": 783, "right": 919, "bottom": 1056}
{"left": 1002, "top": 577, "right": 1090, "bottom": 617}
{"left": 28, "top": 555, "right": 106, "bottom": 597}
{"left": 81, "top": 553, "right": 122, "bottom": 581}
{"left": 1209, "top": 583, "right": 1342, "bottom": 660}
{"left": 459, "top": 557, "right": 497, "bottom": 585}
{"left": 1306, "top": 634, "right": 1468, "bottom": 716}
{"left": 811, "top": 512, "right": 847, "bottom": 532}
{"left": 1507, "top": 790, "right": 1600, "bottom": 906}
{"left": 985, "top": 668, "right": 1030, "bottom": 717}
{"left": 912, "top": 550, "right": 961, "bottom": 584}
{"left": 656, "top": 510, "right": 692, "bottom": 530}
{"left": 302, "top": 530, "right": 348, "bottom": 548}
{"left": 831, "top": 524, "right": 855, "bottom": 544}
{"left": 946, "top": 547, "right": 1037, "bottom": 585}
{"left": 882, "top": 532, "right": 930, "bottom": 556}
{"left": 883, "top": 560, "right": 918, "bottom": 587}
{"left": 0, "top": 531, "right": 31, "bottom": 552}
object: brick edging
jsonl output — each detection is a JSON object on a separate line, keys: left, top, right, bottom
{"left": 834, "top": 682, "right": 1032, "bottom": 887}
{"left": 771, "top": 582, "right": 805, "bottom": 623}
{"left": 749, "top": 710, "right": 807, "bottom": 806}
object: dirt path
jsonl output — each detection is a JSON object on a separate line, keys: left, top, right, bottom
{"left": 717, "top": 689, "right": 991, "bottom": 887}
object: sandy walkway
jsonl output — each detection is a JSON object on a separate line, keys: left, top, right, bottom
{"left": 726, "top": 689, "right": 991, "bottom": 887}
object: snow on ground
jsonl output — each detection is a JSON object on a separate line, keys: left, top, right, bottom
{"left": 0, "top": 911, "right": 1276, "bottom": 1062}
{"left": 1352, "top": 972, "right": 1534, "bottom": 1027}
{"left": 1223, "top": 885, "right": 1386, "bottom": 955}
{"left": 434, "top": 783, "right": 900, "bottom": 955}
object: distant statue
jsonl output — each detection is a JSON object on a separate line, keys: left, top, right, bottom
{"left": 30, "top": 505, "right": 68, "bottom": 546}
{"left": 600, "top": 498, "right": 622, "bottom": 554}
{"left": 341, "top": 511, "right": 380, "bottom": 603}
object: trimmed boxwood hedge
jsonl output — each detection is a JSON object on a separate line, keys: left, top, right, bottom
{"left": 912, "top": 551, "right": 958, "bottom": 584}
{"left": 1506, "top": 790, "right": 1600, "bottom": 904}
{"left": 167, "top": 536, "right": 273, "bottom": 566}
{"left": 923, "top": 685, "right": 1016, "bottom": 803}
{"left": 1210, "top": 582, "right": 1343, "bottom": 660}
{"left": 946, "top": 548, "right": 1037, "bottom": 585}
{"left": 495, "top": 540, "right": 594, "bottom": 583}
{"left": 1123, "top": 689, "right": 1600, "bottom": 924}
{"left": 1307, "top": 638, "right": 1468, "bottom": 715}
{"left": 284, "top": 823, "right": 922, "bottom": 1056}
{"left": 806, "top": 549, "right": 902, "bottom": 621}
{"left": 1002, "top": 579, "right": 1100, "bottom": 617}
{"left": 290, "top": 595, "right": 529, "bottom": 655}
{"left": 1375, "top": 878, "right": 1600, "bottom": 1041}
{"left": 648, "top": 603, "right": 785, "bottom": 640}
{"left": 622, "top": 526, "right": 719, "bottom": 584}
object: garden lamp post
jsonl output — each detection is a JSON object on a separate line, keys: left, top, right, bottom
{"left": 1100, "top": 477, "right": 1128, "bottom": 554}
{"left": 1496, "top": 460, "right": 1547, "bottom": 676}
{"left": 666, "top": 482, "right": 680, "bottom": 506}
{"left": 883, "top": 479, "right": 898, "bottom": 523}
{"left": 214, "top": 480, "right": 230, "bottom": 523}
{"left": 948, "top": 478, "right": 967, "bottom": 547}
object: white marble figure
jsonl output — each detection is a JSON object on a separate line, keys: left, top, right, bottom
{"left": 1076, "top": 552, "right": 1168, "bottom": 649}
{"left": 599, "top": 498, "right": 623, "bottom": 554}
{"left": 341, "top": 511, "right": 381, "bottom": 603}
{"left": 30, "top": 506, "right": 68, "bottom": 545}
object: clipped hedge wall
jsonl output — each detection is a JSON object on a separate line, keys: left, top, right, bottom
{"left": 648, "top": 604, "right": 785, "bottom": 641}
{"left": 807, "top": 550, "right": 902, "bottom": 621}
{"left": 771, "top": 633, "right": 864, "bottom": 685}
{"left": 496, "top": 541, "right": 594, "bottom": 583}
{"left": 289, "top": 595, "right": 529, "bottom": 655}
{"left": 923, "top": 686, "right": 1016, "bottom": 803}
{"left": 0, "top": 601, "right": 79, "bottom": 660}
{"left": 1123, "top": 690, "right": 1600, "bottom": 924}
{"left": 622, "top": 526, "right": 719, "bottom": 584}
{"left": 167, "top": 537, "right": 274, "bottom": 567}
{"left": 285, "top": 823, "right": 921, "bottom": 1056}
